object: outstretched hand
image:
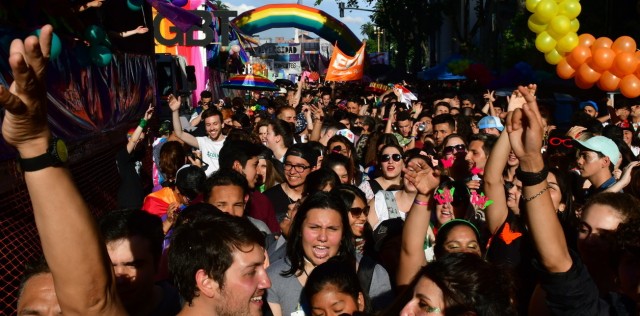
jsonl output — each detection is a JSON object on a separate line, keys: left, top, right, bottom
{"left": 0, "top": 25, "right": 53, "bottom": 157}
{"left": 404, "top": 159, "right": 440, "bottom": 196}
{"left": 168, "top": 94, "right": 181, "bottom": 112}
{"left": 506, "top": 85, "right": 544, "bottom": 167}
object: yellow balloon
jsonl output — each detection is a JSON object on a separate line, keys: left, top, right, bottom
{"left": 549, "top": 15, "right": 571, "bottom": 35}
{"left": 526, "top": 0, "right": 542, "bottom": 13}
{"left": 535, "top": 0, "right": 559, "bottom": 23}
{"left": 545, "top": 49, "right": 563, "bottom": 65}
{"left": 536, "top": 32, "right": 557, "bottom": 53}
{"left": 528, "top": 15, "right": 548, "bottom": 34}
{"left": 559, "top": 0, "right": 581, "bottom": 20}
{"left": 570, "top": 19, "right": 580, "bottom": 33}
{"left": 557, "top": 33, "right": 579, "bottom": 53}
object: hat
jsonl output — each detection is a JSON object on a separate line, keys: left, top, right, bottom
{"left": 579, "top": 100, "right": 599, "bottom": 113}
{"left": 574, "top": 136, "right": 621, "bottom": 166}
{"left": 336, "top": 129, "right": 355, "bottom": 143}
{"left": 478, "top": 116, "right": 504, "bottom": 132}
{"left": 158, "top": 120, "right": 172, "bottom": 135}
{"left": 285, "top": 143, "right": 321, "bottom": 168}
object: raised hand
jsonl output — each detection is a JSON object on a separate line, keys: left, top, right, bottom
{"left": 0, "top": 25, "right": 52, "bottom": 157}
{"left": 484, "top": 90, "right": 495, "bottom": 103}
{"left": 506, "top": 85, "right": 544, "bottom": 167}
{"left": 168, "top": 94, "right": 181, "bottom": 112}
{"left": 144, "top": 104, "right": 154, "bottom": 120}
{"left": 404, "top": 159, "right": 440, "bottom": 196}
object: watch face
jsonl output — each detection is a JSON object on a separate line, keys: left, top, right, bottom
{"left": 55, "top": 139, "right": 68, "bottom": 162}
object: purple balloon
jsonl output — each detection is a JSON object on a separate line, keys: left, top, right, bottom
{"left": 171, "top": 0, "right": 188, "bottom": 7}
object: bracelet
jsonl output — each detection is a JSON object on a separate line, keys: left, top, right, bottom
{"left": 515, "top": 166, "right": 548, "bottom": 186}
{"left": 521, "top": 185, "right": 550, "bottom": 202}
{"left": 139, "top": 118, "right": 148, "bottom": 128}
{"left": 413, "top": 199, "right": 429, "bottom": 206}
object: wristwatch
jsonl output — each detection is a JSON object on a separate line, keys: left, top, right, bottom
{"left": 17, "top": 137, "right": 68, "bottom": 172}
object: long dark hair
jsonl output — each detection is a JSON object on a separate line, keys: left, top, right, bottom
{"left": 303, "top": 257, "right": 368, "bottom": 313}
{"left": 282, "top": 191, "right": 356, "bottom": 276}
{"left": 416, "top": 252, "right": 517, "bottom": 315}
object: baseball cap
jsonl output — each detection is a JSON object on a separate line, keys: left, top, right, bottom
{"left": 336, "top": 129, "right": 355, "bottom": 143}
{"left": 574, "top": 136, "right": 621, "bottom": 166}
{"left": 579, "top": 100, "right": 599, "bottom": 113}
{"left": 478, "top": 116, "right": 504, "bottom": 132}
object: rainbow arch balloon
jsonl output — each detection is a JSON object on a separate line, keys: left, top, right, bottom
{"left": 231, "top": 4, "right": 361, "bottom": 55}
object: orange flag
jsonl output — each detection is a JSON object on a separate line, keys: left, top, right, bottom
{"left": 325, "top": 42, "right": 366, "bottom": 81}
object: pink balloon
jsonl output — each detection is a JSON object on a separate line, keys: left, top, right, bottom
{"left": 172, "top": 0, "right": 188, "bottom": 7}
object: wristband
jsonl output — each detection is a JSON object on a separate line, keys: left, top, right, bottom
{"left": 413, "top": 199, "right": 429, "bottom": 206}
{"left": 139, "top": 118, "right": 148, "bottom": 128}
{"left": 515, "top": 166, "right": 548, "bottom": 186}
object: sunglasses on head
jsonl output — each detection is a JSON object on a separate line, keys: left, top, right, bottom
{"left": 380, "top": 153, "right": 403, "bottom": 162}
{"left": 548, "top": 137, "right": 573, "bottom": 148}
{"left": 443, "top": 144, "right": 466, "bottom": 155}
{"left": 349, "top": 206, "right": 370, "bottom": 217}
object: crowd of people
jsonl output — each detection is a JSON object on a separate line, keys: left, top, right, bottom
{"left": 8, "top": 26, "right": 640, "bottom": 316}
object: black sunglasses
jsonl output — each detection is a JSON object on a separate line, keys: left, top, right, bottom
{"left": 380, "top": 154, "right": 402, "bottom": 162}
{"left": 443, "top": 144, "right": 466, "bottom": 155}
{"left": 349, "top": 206, "right": 370, "bottom": 217}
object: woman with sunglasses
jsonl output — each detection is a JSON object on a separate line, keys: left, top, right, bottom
{"left": 367, "top": 151, "right": 429, "bottom": 231}
{"left": 333, "top": 185, "right": 375, "bottom": 257}
{"left": 266, "top": 192, "right": 393, "bottom": 316}
{"left": 358, "top": 144, "right": 405, "bottom": 201}
{"left": 439, "top": 134, "right": 468, "bottom": 181}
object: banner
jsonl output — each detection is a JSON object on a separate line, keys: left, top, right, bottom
{"left": 255, "top": 43, "right": 301, "bottom": 79}
{"left": 369, "top": 52, "right": 389, "bottom": 65}
{"left": 325, "top": 42, "right": 366, "bottom": 81}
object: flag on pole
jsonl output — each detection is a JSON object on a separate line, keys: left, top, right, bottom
{"left": 325, "top": 42, "right": 366, "bottom": 82}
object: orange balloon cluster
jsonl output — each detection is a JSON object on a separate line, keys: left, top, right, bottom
{"left": 557, "top": 35, "right": 640, "bottom": 98}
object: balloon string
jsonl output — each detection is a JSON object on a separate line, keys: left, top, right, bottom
{"left": 141, "top": 6, "right": 148, "bottom": 27}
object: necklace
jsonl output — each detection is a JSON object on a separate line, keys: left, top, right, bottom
{"left": 302, "top": 257, "right": 315, "bottom": 277}
{"left": 283, "top": 184, "right": 297, "bottom": 204}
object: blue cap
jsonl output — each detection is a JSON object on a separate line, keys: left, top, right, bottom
{"left": 579, "top": 100, "right": 599, "bottom": 113}
{"left": 478, "top": 116, "right": 504, "bottom": 132}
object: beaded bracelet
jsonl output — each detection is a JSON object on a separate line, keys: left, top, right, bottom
{"left": 139, "top": 118, "right": 148, "bottom": 128}
{"left": 521, "top": 185, "right": 550, "bottom": 202}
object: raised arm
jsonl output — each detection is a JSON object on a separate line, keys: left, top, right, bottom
{"left": 126, "top": 104, "right": 153, "bottom": 154}
{"left": 483, "top": 129, "right": 511, "bottom": 234}
{"left": 397, "top": 160, "right": 440, "bottom": 287}
{"left": 0, "top": 25, "right": 124, "bottom": 315}
{"left": 169, "top": 94, "right": 199, "bottom": 148}
{"left": 506, "top": 85, "right": 571, "bottom": 273}
{"left": 384, "top": 104, "right": 396, "bottom": 134}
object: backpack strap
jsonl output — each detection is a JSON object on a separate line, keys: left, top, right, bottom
{"left": 357, "top": 255, "right": 376, "bottom": 295}
{"left": 368, "top": 179, "right": 383, "bottom": 195}
{"left": 382, "top": 191, "right": 400, "bottom": 219}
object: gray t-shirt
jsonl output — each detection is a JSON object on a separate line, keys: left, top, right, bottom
{"left": 266, "top": 255, "right": 393, "bottom": 315}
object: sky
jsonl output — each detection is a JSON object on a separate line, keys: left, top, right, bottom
{"left": 223, "top": 0, "right": 375, "bottom": 41}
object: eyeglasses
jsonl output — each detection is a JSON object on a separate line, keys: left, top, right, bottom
{"left": 330, "top": 145, "right": 349, "bottom": 155}
{"left": 380, "top": 154, "right": 403, "bottom": 162}
{"left": 284, "top": 163, "right": 311, "bottom": 173}
{"left": 443, "top": 144, "right": 466, "bottom": 155}
{"left": 548, "top": 137, "right": 573, "bottom": 148}
{"left": 349, "top": 206, "right": 370, "bottom": 217}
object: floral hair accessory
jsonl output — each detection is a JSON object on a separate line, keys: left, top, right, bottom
{"left": 470, "top": 191, "right": 493, "bottom": 209}
{"left": 471, "top": 167, "right": 483, "bottom": 175}
{"left": 440, "top": 156, "right": 454, "bottom": 168}
{"left": 434, "top": 188, "right": 455, "bottom": 205}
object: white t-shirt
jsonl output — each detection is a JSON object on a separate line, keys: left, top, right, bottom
{"left": 196, "top": 136, "right": 225, "bottom": 177}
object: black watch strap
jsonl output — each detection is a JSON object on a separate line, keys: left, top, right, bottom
{"left": 18, "top": 153, "right": 58, "bottom": 172}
